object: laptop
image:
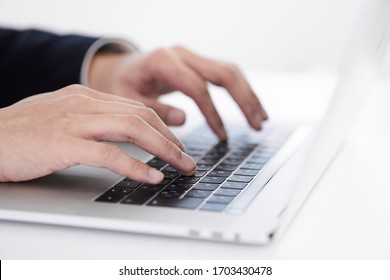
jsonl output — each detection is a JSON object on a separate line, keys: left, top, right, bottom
{"left": 0, "top": 0, "right": 388, "bottom": 245}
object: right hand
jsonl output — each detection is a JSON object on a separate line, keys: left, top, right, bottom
{"left": 0, "top": 84, "right": 196, "bottom": 183}
{"left": 89, "top": 47, "right": 268, "bottom": 141}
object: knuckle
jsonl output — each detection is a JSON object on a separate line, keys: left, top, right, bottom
{"left": 148, "top": 48, "right": 174, "bottom": 77}
{"left": 172, "top": 45, "right": 187, "bottom": 53}
{"left": 127, "top": 161, "right": 149, "bottom": 180}
{"left": 163, "top": 140, "right": 182, "bottom": 161}
{"left": 142, "top": 107, "right": 159, "bottom": 120}
{"left": 151, "top": 47, "right": 172, "bottom": 60}
{"left": 99, "top": 144, "right": 122, "bottom": 164}
{"left": 131, "top": 107, "right": 159, "bottom": 127}
{"left": 198, "top": 81, "right": 209, "bottom": 94}
{"left": 62, "top": 93, "right": 92, "bottom": 108}
{"left": 63, "top": 84, "right": 88, "bottom": 95}
{"left": 126, "top": 115, "right": 147, "bottom": 131}
{"left": 223, "top": 63, "right": 240, "bottom": 80}
{"left": 134, "top": 100, "right": 146, "bottom": 107}
{"left": 191, "top": 81, "right": 209, "bottom": 101}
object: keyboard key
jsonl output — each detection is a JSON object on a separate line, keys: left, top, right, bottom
{"left": 162, "top": 178, "right": 174, "bottom": 185}
{"left": 215, "top": 164, "right": 238, "bottom": 171}
{"left": 95, "top": 192, "right": 126, "bottom": 203}
{"left": 147, "top": 158, "right": 167, "bottom": 169}
{"left": 227, "top": 152, "right": 249, "bottom": 160}
{"left": 207, "top": 195, "right": 234, "bottom": 204}
{"left": 200, "top": 203, "right": 227, "bottom": 212}
{"left": 221, "top": 158, "right": 243, "bottom": 165}
{"left": 198, "top": 158, "right": 220, "bottom": 165}
{"left": 185, "top": 189, "right": 212, "bottom": 198}
{"left": 234, "top": 169, "right": 259, "bottom": 176}
{"left": 148, "top": 197, "right": 203, "bottom": 209}
{"left": 121, "top": 191, "right": 155, "bottom": 205}
{"left": 212, "top": 142, "right": 231, "bottom": 152}
{"left": 241, "top": 163, "right": 264, "bottom": 170}
{"left": 214, "top": 188, "right": 241, "bottom": 197}
{"left": 186, "top": 151, "right": 203, "bottom": 158}
{"left": 115, "top": 180, "right": 141, "bottom": 189}
{"left": 158, "top": 189, "right": 185, "bottom": 198}
{"left": 162, "top": 165, "right": 177, "bottom": 172}
{"left": 246, "top": 155, "right": 268, "bottom": 164}
{"left": 228, "top": 175, "right": 253, "bottom": 183}
{"left": 161, "top": 170, "right": 179, "bottom": 179}
{"left": 194, "top": 170, "right": 207, "bottom": 177}
{"left": 118, "top": 188, "right": 133, "bottom": 195}
{"left": 106, "top": 186, "right": 121, "bottom": 193}
{"left": 95, "top": 183, "right": 137, "bottom": 203}
{"left": 236, "top": 142, "right": 258, "bottom": 152}
{"left": 196, "top": 164, "right": 214, "bottom": 171}
{"left": 138, "top": 184, "right": 165, "bottom": 193}
{"left": 208, "top": 170, "right": 232, "bottom": 177}
{"left": 176, "top": 176, "right": 200, "bottom": 184}
{"left": 200, "top": 176, "right": 226, "bottom": 184}
{"left": 255, "top": 150, "right": 274, "bottom": 158}
{"left": 221, "top": 181, "right": 247, "bottom": 190}
{"left": 166, "top": 183, "right": 193, "bottom": 191}
{"left": 187, "top": 147, "right": 206, "bottom": 153}
{"left": 202, "top": 151, "right": 225, "bottom": 160}
{"left": 193, "top": 183, "right": 219, "bottom": 191}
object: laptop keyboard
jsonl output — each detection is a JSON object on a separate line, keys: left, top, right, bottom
{"left": 95, "top": 125, "right": 291, "bottom": 213}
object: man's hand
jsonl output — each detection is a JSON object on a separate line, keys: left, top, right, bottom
{"left": 0, "top": 85, "right": 196, "bottom": 182}
{"left": 89, "top": 46, "right": 268, "bottom": 140}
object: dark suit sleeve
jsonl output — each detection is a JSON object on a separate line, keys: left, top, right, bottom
{"left": 0, "top": 28, "right": 99, "bottom": 108}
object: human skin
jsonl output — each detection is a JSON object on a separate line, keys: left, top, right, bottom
{"left": 0, "top": 85, "right": 196, "bottom": 183}
{"left": 0, "top": 46, "right": 267, "bottom": 183}
{"left": 88, "top": 46, "right": 268, "bottom": 141}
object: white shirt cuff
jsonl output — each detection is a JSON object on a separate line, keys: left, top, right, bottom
{"left": 80, "top": 38, "right": 138, "bottom": 86}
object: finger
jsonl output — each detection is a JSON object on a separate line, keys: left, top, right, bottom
{"left": 193, "top": 92, "right": 228, "bottom": 140}
{"left": 137, "top": 97, "right": 186, "bottom": 126}
{"left": 59, "top": 94, "right": 186, "bottom": 152}
{"left": 148, "top": 49, "right": 227, "bottom": 140}
{"left": 173, "top": 47, "right": 268, "bottom": 129}
{"left": 70, "top": 139, "right": 164, "bottom": 184}
{"left": 72, "top": 114, "right": 196, "bottom": 175}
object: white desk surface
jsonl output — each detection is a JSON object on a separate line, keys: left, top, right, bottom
{"left": 1, "top": 71, "right": 389, "bottom": 259}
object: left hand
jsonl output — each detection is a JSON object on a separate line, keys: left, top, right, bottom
{"left": 88, "top": 46, "right": 268, "bottom": 140}
{"left": 0, "top": 85, "right": 196, "bottom": 183}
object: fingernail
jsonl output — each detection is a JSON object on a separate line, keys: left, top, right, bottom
{"left": 257, "top": 113, "right": 263, "bottom": 129}
{"left": 252, "top": 112, "right": 263, "bottom": 130}
{"left": 219, "top": 127, "right": 228, "bottom": 141}
{"left": 181, "top": 152, "right": 196, "bottom": 171}
{"left": 148, "top": 168, "right": 164, "bottom": 183}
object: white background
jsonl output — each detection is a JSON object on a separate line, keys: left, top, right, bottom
{"left": 1, "top": 0, "right": 390, "bottom": 261}
{"left": 2, "top": 0, "right": 389, "bottom": 74}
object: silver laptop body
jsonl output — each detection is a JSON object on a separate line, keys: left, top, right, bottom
{"left": 0, "top": 0, "right": 388, "bottom": 245}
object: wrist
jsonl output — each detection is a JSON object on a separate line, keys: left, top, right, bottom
{"left": 80, "top": 38, "right": 139, "bottom": 87}
{"left": 88, "top": 52, "right": 126, "bottom": 91}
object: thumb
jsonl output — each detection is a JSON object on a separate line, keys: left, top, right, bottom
{"left": 141, "top": 99, "right": 186, "bottom": 126}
